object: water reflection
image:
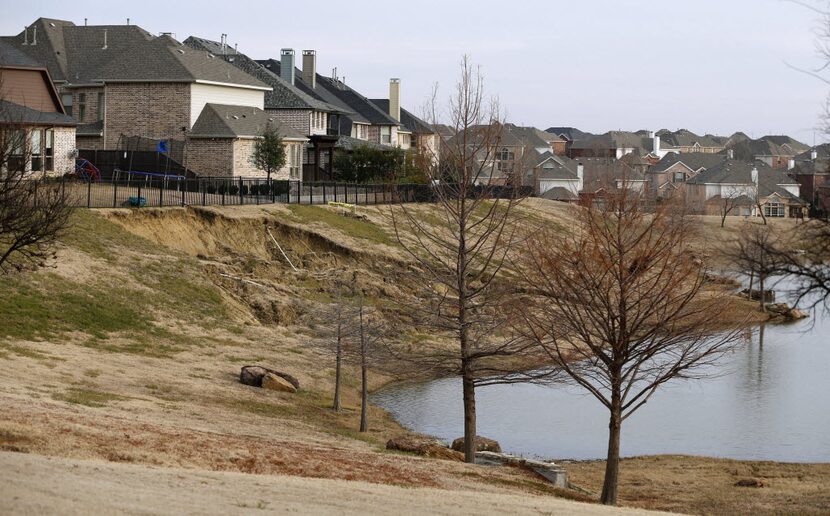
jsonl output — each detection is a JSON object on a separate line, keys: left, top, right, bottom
{"left": 373, "top": 316, "right": 830, "bottom": 462}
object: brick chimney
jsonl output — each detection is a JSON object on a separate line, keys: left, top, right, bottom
{"left": 389, "top": 78, "right": 401, "bottom": 122}
{"left": 280, "top": 48, "right": 295, "bottom": 85}
{"left": 302, "top": 50, "right": 316, "bottom": 89}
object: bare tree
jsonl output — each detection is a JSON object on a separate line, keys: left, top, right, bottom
{"left": 391, "top": 56, "right": 546, "bottom": 463}
{"left": 0, "top": 102, "right": 72, "bottom": 273}
{"left": 722, "top": 223, "right": 783, "bottom": 312}
{"left": 516, "top": 189, "right": 741, "bottom": 505}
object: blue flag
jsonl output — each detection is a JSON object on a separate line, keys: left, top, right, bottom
{"left": 156, "top": 140, "right": 169, "bottom": 153}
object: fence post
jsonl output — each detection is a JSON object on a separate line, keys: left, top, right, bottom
{"left": 256, "top": 180, "right": 260, "bottom": 205}
{"left": 202, "top": 181, "right": 207, "bottom": 206}
{"left": 309, "top": 183, "right": 313, "bottom": 205}
{"left": 334, "top": 182, "right": 338, "bottom": 203}
{"left": 137, "top": 183, "right": 142, "bottom": 209}
{"left": 159, "top": 179, "right": 164, "bottom": 207}
{"left": 239, "top": 177, "right": 244, "bottom": 205}
{"left": 87, "top": 179, "right": 92, "bottom": 208}
{"left": 322, "top": 183, "right": 326, "bottom": 204}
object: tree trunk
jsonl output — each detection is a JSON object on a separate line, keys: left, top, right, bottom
{"left": 600, "top": 392, "right": 623, "bottom": 505}
{"left": 462, "top": 364, "right": 477, "bottom": 463}
{"left": 759, "top": 273, "right": 766, "bottom": 313}
{"left": 333, "top": 333, "right": 342, "bottom": 412}
{"left": 359, "top": 305, "right": 368, "bottom": 433}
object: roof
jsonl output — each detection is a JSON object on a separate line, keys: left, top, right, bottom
{"left": 657, "top": 129, "right": 724, "bottom": 149}
{"left": 545, "top": 126, "right": 593, "bottom": 142}
{"left": 534, "top": 151, "right": 580, "bottom": 180}
{"left": 449, "top": 123, "right": 526, "bottom": 148}
{"left": 368, "top": 99, "right": 434, "bottom": 134}
{"left": 0, "top": 40, "right": 42, "bottom": 68}
{"left": 3, "top": 19, "right": 268, "bottom": 90}
{"left": 540, "top": 187, "right": 577, "bottom": 201}
{"left": 335, "top": 135, "right": 394, "bottom": 151}
{"left": 184, "top": 37, "right": 344, "bottom": 113}
{"left": 794, "top": 143, "right": 830, "bottom": 162}
{"left": 650, "top": 152, "right": 726, "bottom": 174}
{"left": 727, "top": 135, "right": 810, "bottom": 160}
{"left": 189, "top": 104, "right": 306, "bottom": 139}
{"left": 570, "top": 130, "right": 655, "bottom": 153}
{"left": 0, "top": 100, "right": 76, "bottom": 126}
{"left": 686, "top": 159, "right": 804, "bottom": 201}
{"left": 76, "top": 120, "right": 103, "bottom": 135}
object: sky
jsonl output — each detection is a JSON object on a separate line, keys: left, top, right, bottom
{"left": 3, "top": 0, "right": 830, "bottom": 142}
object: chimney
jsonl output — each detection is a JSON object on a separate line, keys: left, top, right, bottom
{"left": 280, "top": 48, "right": 295, "bottom": 85}
{"left": 788, "top": 158, "right": 795, "bottom": 170}
{"left": 389, "top": 78, "right": 401, "bottom": 122}
{"left": 22, "top": 26, "right": 28, "bottom": 45}
{"left": 727, "top": 149, "right": 734, "bottom": 160}
{"left": 32, "top": 26, "right": 37, "bottom": 46}
{"left": 302, "top": 50, "right": 316, "bottom": 89}
{"left": 126, "top": 18, "right": 130, "bottom": 25}
{"left": 653, "top": 133, "right": 660, "bottom": 155}
{"left": 84, "top": 18, "right": 88, "bottom": 26}
{"left": 751, "top": 166, "right": 759, "bottom": 185}
{"left": 811, "top": 148, "right": 818, "bottom": 160}
{"left": 577, "top": 163, "right": 584, "bottom": 186}
{"left": 102, "top": 29, "right": 108, "bottom": 49}
{"left": 220, "top": 34, "right": 227, "bottom": 55}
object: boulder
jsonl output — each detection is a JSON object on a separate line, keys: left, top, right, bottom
{"left": 262, "top": 372, "right": 297, "bottom": 393}
{"left": 240, "top": 365, "right": 300, "bottom": 390}
{"left": 734, "top": 478, "right": 765, "bottom": 488}
{"left": 765, "top": 303, "right": 809, "bottom": 321}
{"left": 451, "top": 436, "right": 502, "bottom": 453}
{"left": 386, "top": 436, "right": 463, "bottom": 462}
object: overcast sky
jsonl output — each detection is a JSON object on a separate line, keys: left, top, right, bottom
{"left": 3, "top": 0, "right": 829, "bottom": 141}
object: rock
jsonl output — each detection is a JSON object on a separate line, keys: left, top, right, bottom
{"left": 240, "top": 365, "right": 300, "bottom": 390}
{"left": 386, "top": 436, "right": 464, "bottom": 462}
{"left": 765, "top": 303, "right": 809, "bottom": 321}
{"left": 451, "top": 436, "right": 502, "bottom": 453}
{"left": 262, "top": 372, "right": 297, "bottom": 393}
{"left": 734, "top": 478, "right": 765, "bottom": 488}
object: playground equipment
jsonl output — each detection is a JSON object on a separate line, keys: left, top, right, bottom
{"left": 73, "top": 159, "right": 100, "bottom": 182}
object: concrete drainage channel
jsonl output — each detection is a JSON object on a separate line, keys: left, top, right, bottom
{"left": 475, "top": 451, "right": 569, "bottom": 488}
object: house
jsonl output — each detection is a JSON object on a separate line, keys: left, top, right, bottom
{"left": 187, "top": 104, "right": 307, "bottom": 179}
{"left": 447, "top": 123, "right": 529, "bottom": 186}
{"left": 0, "top": 40, "right": 76, "bottom": 175}
{"left": 656, "top": 129, "right": 726, "bottom": 154}
{"left": 685, "top": 159, "right": 807, "bottom": 218}
{"left": 184, "top": 39, "right": 346, "bottom": 181}
{"left": 727, "top": 135, "right": 810, "bottom": 169}
{"left": 529, "top": 151, "right": 583, "bottom": 201}
{"left": 3, "top": 19, "right": 312, "bottom": 179}
{"left": 646, "top": 152, "right": 727, "bottom": 198}
{"left": 545, "top": 126, "right": 593, "bottom": 155}
{"left": 370, "top": 79, "right": 441, "bottom": 163}
{"left": 569, "top": 130, "right": 669, "bottom": 160}
{"left": 790, "top": 145, "right": 830, "bottom": 217}
{"left": 257, "top": 56, "right": 401, "bottom": 148}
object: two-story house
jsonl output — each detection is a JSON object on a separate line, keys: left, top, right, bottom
{"left": 646, "top": 152, "right": 727, "bottom": 198}
{"left": 727, "top": 135, "right": 810, "bottom": 169}
{"left": 790, "top": 145, "right": 830, "bottom": 217}
{"left": 0, "top": 40, "right": 76, "bottom": 176}
{"left": 4, "top": 18, "right": 307, "bottom": 179}
{"left": 656, "top": 129, "right": 726, "bottom": 154}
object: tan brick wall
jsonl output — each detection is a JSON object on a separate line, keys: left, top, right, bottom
{"left": 104, "top": 82, "right": 190, "bottom": 148}
{"left": 53, "top": 126, "right": 76, "bottom": 175}
{"left": 187, "top": 138, "right": 234, "bottom": 177}
{"left": 67, "top": 86, "right": 105, "bottom": 125}
{"left": 76, "top": 135, "right": 104, "bottom": 150}
{"left": 266, "top": 109, "right": 311, "bottom": 135}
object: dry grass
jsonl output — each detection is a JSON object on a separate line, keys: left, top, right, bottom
{"left": 565, "top": 455, "right": 830, "bottom": 515}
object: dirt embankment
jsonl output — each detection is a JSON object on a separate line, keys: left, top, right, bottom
{"left": 1, "top": 201, "right": 816, "bottom": 515}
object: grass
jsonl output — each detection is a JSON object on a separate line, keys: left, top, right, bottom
{"left": 285, "top": 205, "right": 396, "bottom": 247}
{"left": 53, "top": 388, "right": 127, "bottom": 408}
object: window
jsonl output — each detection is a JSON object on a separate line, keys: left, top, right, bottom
{"left": 498, "top": 147, "right": 515, "bottom": 161}
{"left": 77, "top": 93, "right": 86, "bottom": 122}
{"left": 8, "top": 129, "right": 26, "bottom": 171}
{"left": 97, "top": 92, "right": 104, "bottom": 121}
{"left": 61, "top": 94, "right": 73, "bottom": 116}
{"left": 288, "top": 144, "right": 301, "bottom": 179}
{"left": 31, "top": 129, "right": 42, "bottom": 172}
{"left": 44, "top": 129, "right": 54, "bottom": 171}
{"left": 380, "top": 126, "right": 392, "bottom": 144}
{"left": 764, "top": 202, "right": 785, "bottom": 218}
{"left": 674, "top": 171, "right": 685, "bottom": 182}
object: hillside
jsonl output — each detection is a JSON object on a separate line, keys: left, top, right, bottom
{"left": 0, "top": 199, "right": 820, "bottom": 514}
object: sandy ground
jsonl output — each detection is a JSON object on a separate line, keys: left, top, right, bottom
{"left": 0, "top": 451, "right": 667, "bottom": 516}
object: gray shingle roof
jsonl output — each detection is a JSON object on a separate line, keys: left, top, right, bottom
{"left": 335, "top": 135, "right": 393, "bottom": 151}
{"left": 570, "top": 131, "right": 655, "bottom": 153}
{"left": 657, "top": 129, "right": 724, "bottom": 149}
{"left": 184, "top": 37, "right": 345, "bottom": 113}
{"left": 3, "top": 19, "right": 267, "bottom": 89}
{"left": 650, "top": 152, "right": 726, "bottom": 173}
{"left": 687, "top": 159, "right": 803, "bottom": 201}
{"left": 0, "top": 100, "right": 76, "bottom": 126}
{"left": 190, "top": 104, "right": 306, "bottom": 139}
{"left": 545, "top": 126, "right": 593, "bottom": 142}
{"left": 540, "top": 186, "right": 577, "bottom": 201}
{"left": 0, "top": 40, "right": 42, "bottom": 68}
{"left": 534, "top": 151, "right": 579, "bottom": 180}
{"left": 368, "top": 99, "right": 434, "bottom": 134}
{"left": 727, "top": 135, "right": 809, "bottom": 160}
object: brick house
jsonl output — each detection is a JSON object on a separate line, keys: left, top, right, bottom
{"left": 3, "top": 18, "right": 318, "bottom": 178}
{"left": 789, "top": 146, "right": 830, "bottom": 217}
{"left": 685, "top": 159, "right": 807, "bottom": 218}
{"left": 546, "top": 127, "right": 593, "bottom": 156}
{"left": 0, "top": 40, "right": 75, "bottom": 176}
{"left": 188, "top": 104, "right": 307, "bottom": 179}
{"left": 646, "top": 152, "right": 726, "bottom": 198}
{"left": 529, "top": 151, "right": 583, "bottom": 200}
{"left": 727, "top": 135, "right": 810, "bottom": 170}
{"left": 370, "top": 80, "right": 440, "bottom": 168}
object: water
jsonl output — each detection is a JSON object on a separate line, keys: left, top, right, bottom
{"left": 373, "top": 313, "right": 830, "bottom": 462}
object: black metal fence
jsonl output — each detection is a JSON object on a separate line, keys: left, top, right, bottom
{"left": 54, "top": 174, "right": 435, "bottom": 209}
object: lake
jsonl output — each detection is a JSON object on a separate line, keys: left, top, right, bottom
{"left": 373, "top": 309, "right": 830, "bottom": 462}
